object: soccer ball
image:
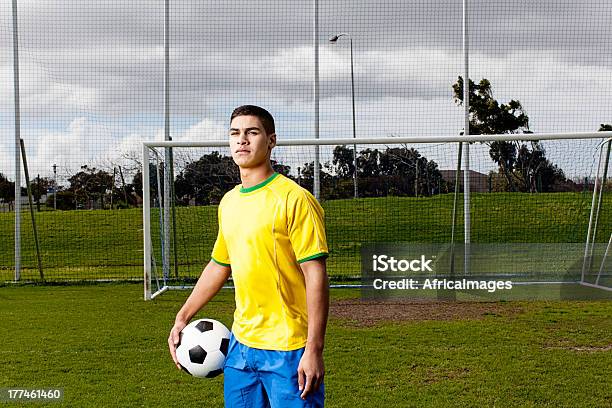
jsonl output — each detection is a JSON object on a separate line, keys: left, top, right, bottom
{"left": 176, "top": 318, "right": 231, "bottom": 378}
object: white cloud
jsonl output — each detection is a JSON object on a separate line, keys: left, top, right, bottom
{"left": 0, "top": 116, "right": 233, "bottom": 182}
{"left": 179, "top": 118, "right": 227, "bottom": 142}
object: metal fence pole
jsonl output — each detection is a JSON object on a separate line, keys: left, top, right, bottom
{"left": 313, "top": 0, "right": 321, "bottom": 200}
{"left": 350, "top": 37, "right": 358, "bottom": 199}
{"left": 582, "top": 147, "right": 603, "bottom": 282}
{"left": 463, "top": 0, "right": 471, "bottom": 275}
{"left": 20, "top": 139, "right": 44, "bottom": 280}
{"left": 591, "top": 140, "right": 611, "bottom": 252}
{"left": 12, "top": 0, "right": 21, "bottom": 281}
{"left": 143, "top": 145, "right": 152, "bottom": 300}
{"left": 163, "top": 0, "right": 171, "bottom": 280}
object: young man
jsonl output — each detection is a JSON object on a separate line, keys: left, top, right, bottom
{"left": 168, "top": 105, "right": 329, "bottom": 407}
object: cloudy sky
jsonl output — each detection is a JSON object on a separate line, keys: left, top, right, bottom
{"left": 1, "top": 0, "right": 611, "bottom": 182}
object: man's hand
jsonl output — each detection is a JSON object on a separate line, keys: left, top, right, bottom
{"left": 297, "top": 348, "right": 324, "bottom": 400}
{"left": 168, "top": 319, "right": 188, "bottom": 370}
{"left": 167, "top": 260, "right": 231, "bottom": 370}
{"left": 298, "top": 257, "right": 329, "bottom": 400}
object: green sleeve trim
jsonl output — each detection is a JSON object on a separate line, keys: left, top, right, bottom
{"left": 239, "top": 172, "right": 279, "bottom": 193}
{"left": 211, "top": 257, "right": 230, "bottom": 267}
{"left": 297, "top": 252, "right": 329, "bottom": 263}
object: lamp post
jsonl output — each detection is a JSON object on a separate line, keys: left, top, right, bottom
{"left": 329, "top": 33, "right": 358, "bottom": 199}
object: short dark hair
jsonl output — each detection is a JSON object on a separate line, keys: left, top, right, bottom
{"left": 230, "top": 105, "right": 275, "bottom": 135}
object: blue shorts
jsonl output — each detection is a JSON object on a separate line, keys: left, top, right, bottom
{"left": 223, "top": 334, "right": 324, "bottom": 408}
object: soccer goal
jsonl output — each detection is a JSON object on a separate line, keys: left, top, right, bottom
{"left": 142, "top": 132, "right": 612, "bottom": 300}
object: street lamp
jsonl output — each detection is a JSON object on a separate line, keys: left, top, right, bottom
{"left": 329, "top": 33, "right": 358, "bottom": 199}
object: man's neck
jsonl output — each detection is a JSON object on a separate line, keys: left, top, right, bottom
{"left": 239, "top": 164, "right": 275, "bottom": 189}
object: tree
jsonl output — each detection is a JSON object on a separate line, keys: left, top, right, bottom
{"left": 47, "top": 190, "right": 76, "bottom": 211}
{"left": 0, "top": 173, "right": 15, "bottom": 204}
{"left": 379, "top": 146, "right": 444, "bottom": 196}
{"left": 30, "top": 176, "right": 55, "bottom": 209}
{"left": 131, "top": 163, "right": 167, "bottom": 206}
{"left": 453, "top": 77, "right": 530, "bottom": 136}
{"left": 271, "top": 159, "right": 291, "bottom": 177}
{"left": 514, "top": 142, "right": 568, "bottom": 192}
{"left": 174, "top": 152, "right": 239, "bottom": 205}
{"left": 67, "top": 165, "right": 114, "bottom": 208}
{"left": 293, "top": 161, "right": 336, "bottom": 198}
{"left": 453, "top": 77, "right": 568, "bottom": 192}
{"left": 326, "top": 145, "right": 445, "bottom": 198}
{"left": 358, "top": 148, "right": 381, "bottom": 177}
{"left": 453, "top": 77, "right": 530, "bottom": 191}
{"left": 331, "top": 146, "right": 355, "bottom": 179}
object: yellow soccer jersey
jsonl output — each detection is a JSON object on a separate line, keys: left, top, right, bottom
{"left": 211, "top": 172, "right": 328, "bottom": 351}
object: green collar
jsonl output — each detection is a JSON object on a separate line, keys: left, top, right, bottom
{"left": 239, "top": 172, "right": 279, "bottom": 193}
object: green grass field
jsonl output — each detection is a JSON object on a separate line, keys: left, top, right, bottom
{"left": 2, "top": 192, "right": 611, "bottom": 282}
{"left": 0, "top": 283, "right": 610, "bottom": 407}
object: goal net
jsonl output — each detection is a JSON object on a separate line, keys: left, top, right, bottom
{"left": 142, "top": 133, "right": 612, "bottom": 300}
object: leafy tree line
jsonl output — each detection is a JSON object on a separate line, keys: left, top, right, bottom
{"left": 168, "top": 146, "right": 447, "bottom": 205}
{"left": 0, "top": 144, "right": 450, "bottom": 209}
{"left": 52, "top": 165, "right": 141, "bottom": 210}
{"left": 0, "top": 172, "right": 57, "bottom": 209}
{"left": 0, "top": 165, "right": 141, "bottom": 211}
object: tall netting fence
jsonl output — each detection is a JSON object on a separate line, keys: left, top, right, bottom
{"left": 1, "top": 1, "right": 611, "bottom": 283}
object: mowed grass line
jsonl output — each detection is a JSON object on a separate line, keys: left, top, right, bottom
{"left": 1, "top": 192, "right": 611, "bottom": 281}
{"left": 0, "top": 284, "right": 610, "bottom": 407}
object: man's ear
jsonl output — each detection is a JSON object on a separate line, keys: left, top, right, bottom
{"left": 268, "top": 133, "right": 277, "bottom": 150}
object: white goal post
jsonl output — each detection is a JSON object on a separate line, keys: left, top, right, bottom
{"left": 143, "top": 131, "right": 612, "bottom": 300}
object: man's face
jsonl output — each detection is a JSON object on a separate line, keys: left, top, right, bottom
{"left": 229, "top": 115, "right": 276, "bottom": 169}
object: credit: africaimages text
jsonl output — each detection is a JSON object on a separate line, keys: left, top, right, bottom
{"left": 371, "top": 277, "right": 512, "bottom": 293}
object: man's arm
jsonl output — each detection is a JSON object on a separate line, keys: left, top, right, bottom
{"left": 168, "top": 260, "right": 231, "bottom": 370}
{"left": 297, "top": 257, "right": 329, "bottom": 399}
